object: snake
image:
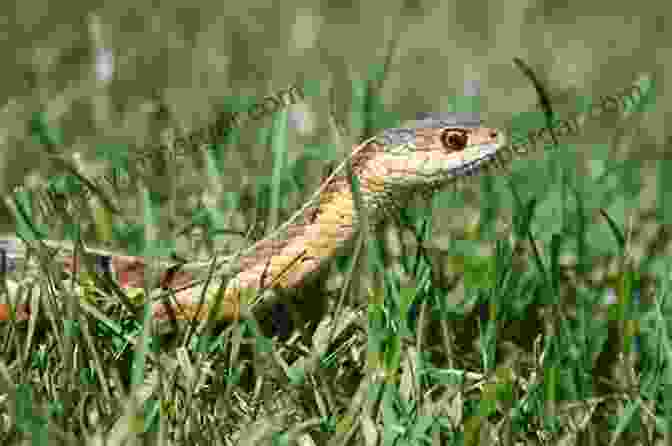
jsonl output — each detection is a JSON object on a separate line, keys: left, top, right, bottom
{"left": 0, "top": 113, "right": 504, "bottom": 324}
{"left": 150, "top": 112, "right": 504, "bottom": 322}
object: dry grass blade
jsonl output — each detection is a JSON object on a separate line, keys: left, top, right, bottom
{"left": 512, "top": 57, "right": 559, "bottom": 147}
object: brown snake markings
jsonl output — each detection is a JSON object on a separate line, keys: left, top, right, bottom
{"left": 152, "top": 114, "right": 504, "bottom": 321}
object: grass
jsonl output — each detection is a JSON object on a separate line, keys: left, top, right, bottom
{"left": 0, "top": 58, "right": 668, "bottom": 446}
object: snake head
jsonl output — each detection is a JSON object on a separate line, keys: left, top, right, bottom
{"left": 366, "top": 112, "right": 505, "bottom": 197}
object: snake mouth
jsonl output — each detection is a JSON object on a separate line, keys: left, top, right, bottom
{"left": 453, "top": 147, "right": 500, "bottom": 177}
{"left": 465, "top": 130, "right": 508, "bottom": 172}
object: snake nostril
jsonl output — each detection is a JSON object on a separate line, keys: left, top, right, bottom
{"left": 489, "top": 130, "right": 498, "bottom": 138}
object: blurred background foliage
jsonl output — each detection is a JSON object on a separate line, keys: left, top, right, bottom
{"left": 0, "top": 0, "right": 668, "bottom": 253}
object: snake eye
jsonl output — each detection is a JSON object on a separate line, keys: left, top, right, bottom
{"left": 441, "top": 129, "right": 469, "bottom": 150}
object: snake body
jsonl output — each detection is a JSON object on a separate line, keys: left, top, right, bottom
{"left": 0, "top": 114, "right": 502, "bottom": 323}
{"left": 151, "top": 113, "right": 504, "bottom": 321}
